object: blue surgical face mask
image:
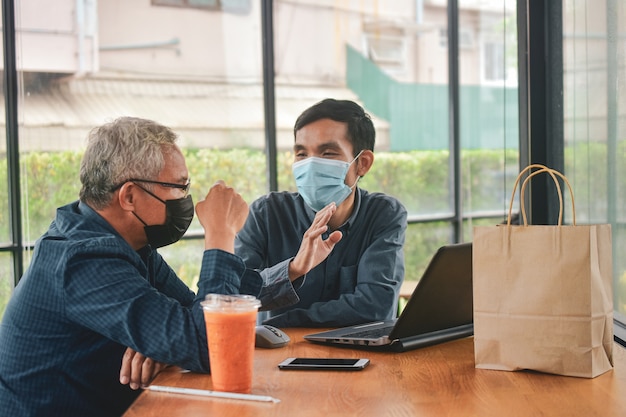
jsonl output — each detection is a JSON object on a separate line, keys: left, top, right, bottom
{"left": 292, "top": 152, "right": 362, "bottom": 212}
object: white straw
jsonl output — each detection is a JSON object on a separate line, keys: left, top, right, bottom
{"left": 148, "top": 385, "right": 280, "bottom": 403}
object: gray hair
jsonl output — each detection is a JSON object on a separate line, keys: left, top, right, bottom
{"left": 79, "top": 117, "right": 179, "bottom": 209}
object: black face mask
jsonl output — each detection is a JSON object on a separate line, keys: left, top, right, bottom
{"left": 143, "top": 195, "right": 194, "bottom": 248}
{"left": 133, "top": 191, "right": 195, "bottom": 249}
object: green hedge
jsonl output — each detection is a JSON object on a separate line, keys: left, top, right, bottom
{"left": 0, "top": 148, "right": 520, "bottom": 241}
{"left": 0, "top": 148, "right": 519, "bottom": 315}
{"left": 4, "top": 146, "right": 626, "bottom": 315}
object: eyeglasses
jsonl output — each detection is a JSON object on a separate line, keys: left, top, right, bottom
{"left": 112, "top": 178, "right": 191, "bottom": 197}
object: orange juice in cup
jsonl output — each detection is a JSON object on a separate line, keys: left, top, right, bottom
{"left": 201, "top": 294, "right": 261, "bottom": 393}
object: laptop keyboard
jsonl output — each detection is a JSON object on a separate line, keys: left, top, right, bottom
{"left": 343, "top": 325, "right": 395, "bottom": 339}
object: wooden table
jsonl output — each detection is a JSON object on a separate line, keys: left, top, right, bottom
{"left": 123, "top": 329, "right": 626, "bottom": 417}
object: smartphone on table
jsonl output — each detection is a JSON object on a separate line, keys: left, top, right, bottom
{"left": 278, "top": 357, "right": 370, "bottom": 371}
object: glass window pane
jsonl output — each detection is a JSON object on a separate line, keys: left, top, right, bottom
{"left": 404, "top": 222, "right": 454, "bottom": 283}
{"left": 16, "top": 1, "right": 266, "bottom": 245}
{"left": 459, "top": 0, "right": 519, "bottom": 224}
{"left": 0, "top": 0, "right": 6, "bottom": 244}
{"left": 0, "top": 253, "right": 13, "bottom": 319}
{"left": 563, "top": 1, "right": 626, "bottom": 316}
{"left": 0, "top": 155, "right": 6, "bottom": 245}
{"left": 0, "top": 3, "right": 13, "bottom": 316}
{"left": 274, "top": 1, "right": 452, "bottom": 219}
{"left": 157, "top": 239, "right": 206, "bottom": 291}
{"left": 273, "top": 1, "right": 455, "bottom": 291}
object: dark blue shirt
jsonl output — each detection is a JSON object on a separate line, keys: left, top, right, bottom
{"left": 235, "top": 189, "right": 407, "bottom": 327}
{"left": 0, "top": 201, "right": 261, "bottom": 417}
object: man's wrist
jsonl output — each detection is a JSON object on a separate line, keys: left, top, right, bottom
{"left": 288, "top": 258, "right": 304, "bottom": 282}
{"left": 204, "top": 234, "right": 235, "bottom": 253}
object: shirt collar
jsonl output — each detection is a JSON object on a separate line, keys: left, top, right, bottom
{"left": 77, "top": 200, "right": 153, "bottom": 256}
{"left": 77, "top": 200, "right": 115, "bottom": 231}
{"left": 300, "top": 188, "right": 362, "bottom": 232}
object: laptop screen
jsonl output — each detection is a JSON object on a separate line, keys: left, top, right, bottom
{"left": 389, "top": 242, "right": 473, "bottom": 340}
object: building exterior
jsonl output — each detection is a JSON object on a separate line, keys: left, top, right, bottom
{"left": 1, "top": 0, "right": 515, "bottom": 152}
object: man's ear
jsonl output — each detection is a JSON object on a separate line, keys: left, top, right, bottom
{"left": 356, "top": 150, "right": 374, "bottom": 177}
{"left": 117, "top": 182, "right": 136, "bottom": 212}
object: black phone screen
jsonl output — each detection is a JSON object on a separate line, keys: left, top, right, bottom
{"left": 278, "top": 357, "right": 370, "bottom": 370}
{"left": 290, "top": 358, "right": 359, "bottom": 366}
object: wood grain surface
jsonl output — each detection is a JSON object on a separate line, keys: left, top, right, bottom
{"left": 123, "top": 328, "right": 626, "bottom": 417}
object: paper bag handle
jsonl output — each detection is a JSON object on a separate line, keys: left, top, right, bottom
{"left": 507, "top": 164, "right": 576, "bottom": 226}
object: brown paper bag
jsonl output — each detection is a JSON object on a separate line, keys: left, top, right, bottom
{"left": 473, "top": 164, "right": 614, "bottom": 378}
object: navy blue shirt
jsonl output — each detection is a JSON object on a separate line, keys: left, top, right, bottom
{"left": 235, "top": 189, "right": 407, "bottom": 327}
{"left": 0, "top": 201, "right": 261, "bottom": 417}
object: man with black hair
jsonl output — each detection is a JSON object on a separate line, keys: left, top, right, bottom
{"left": 235, "top": 99, "right": 407, "bottom": 327}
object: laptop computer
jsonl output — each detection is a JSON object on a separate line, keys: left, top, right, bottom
{"left": 304, "top": 242, "right": 473, "bottom": 352}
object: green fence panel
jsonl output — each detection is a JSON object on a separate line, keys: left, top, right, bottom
{"left": 390, "top": 83, "right": 449, "bottom": 151}
{"left": 346, "top": 44, "right": 519, "bottom": 152}
{"left": 346, "top": 45, "right": 392, "bottom": 120}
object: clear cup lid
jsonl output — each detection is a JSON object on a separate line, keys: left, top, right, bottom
{"left": 201, "top": 293, "right": 261, "bottom": 312}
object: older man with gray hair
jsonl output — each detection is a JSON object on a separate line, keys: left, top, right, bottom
{"left": 0, "top": 117, "right": 261, "bottom": 416}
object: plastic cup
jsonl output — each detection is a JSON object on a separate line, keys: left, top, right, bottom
{"left": 201, "top": 294, "right": 261, "bottom": 393}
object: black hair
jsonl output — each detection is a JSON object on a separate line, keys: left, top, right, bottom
{"left": 293, "top": 98, "right": 375, "bottom": 155}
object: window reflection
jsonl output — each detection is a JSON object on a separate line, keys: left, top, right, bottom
{"left": 563, "top": 0, "right": 626, "bottom": 315}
